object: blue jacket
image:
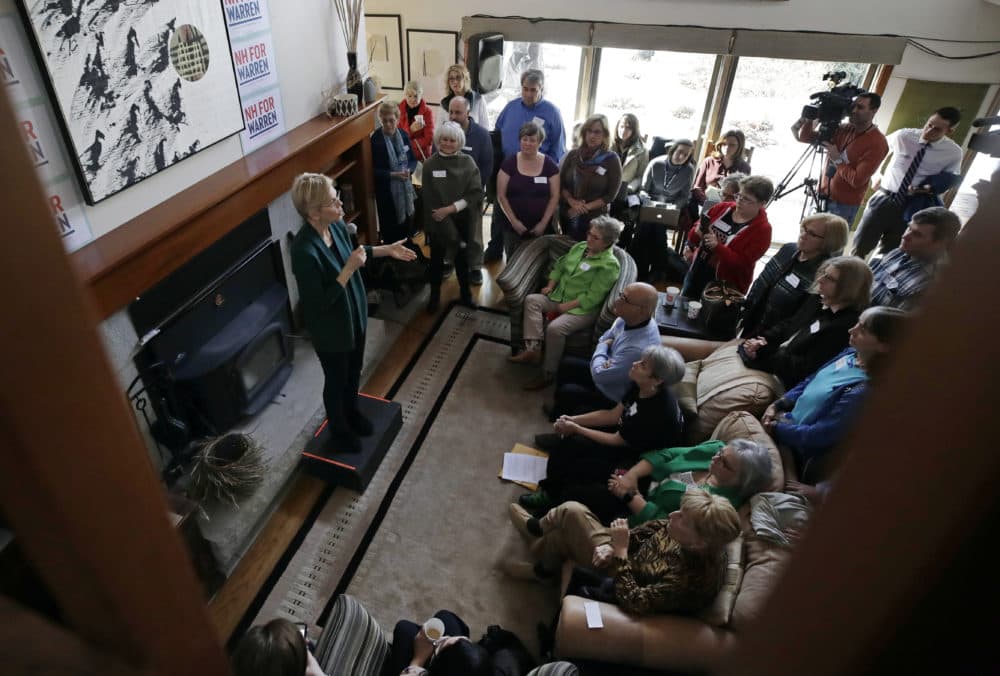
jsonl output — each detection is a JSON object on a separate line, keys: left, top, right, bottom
{"left": 460, "top": 119, "right": 494, "bottom": 186}
{"left": 495, "top": 98, "right": 566, "bottom": 161}
{"left": 371, "top": 130, "right": 418, "bottom": 230}
{"left": 902, "top": 171, "right": 961, "bottom": 221}
{"left": 773, "top": 348, "right": 867, "bottom": 461}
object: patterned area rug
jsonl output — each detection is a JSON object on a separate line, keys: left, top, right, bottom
{"left": 252, "top": 305, "right": 560, "bottom": 651}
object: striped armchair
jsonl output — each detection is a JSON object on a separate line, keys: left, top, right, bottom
{"left": 497, "top": 235, "right": 637, "bottom": 357}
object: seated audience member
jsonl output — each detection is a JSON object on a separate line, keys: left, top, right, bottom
{"left": 496, "top": 122, "right": 561, "bottom": 259}
{"left": 762, "top": 306, "right": 907, "bottom": 479}
{"left": 700, "top": 172, "right": 744, "bottom": 216}
{"left": 519, "top": 345, "right": 685, "bottom": 512}
{"left": 547, "top": 282, "right": 661, "bottom": 420}
{"left": 739, "top": 255, "right": 872, "bottom": 388}
{"left": 692, "top": 130, "right": 752, "bottom": 207}
{"left": 388, "top": 611, "right": 488, "bottom": 676}
{"left": 740, "top": 213, "right": 850, "bottom": 338}
{"left": 504, "top": 489, "right": 740, "bottom": 617}
{"left": 509, "top": 218, "right": 623, "bottom": 390}
{"left": 440, "top": 63, "right": 489, "bottom": 128}
{"left": 399, "top": 80, "right": 435, "bottom": 162}
{"left": 869, "top": 206, "right": 960, "bottom": 311}
{"left": 231, "top": 618, "right": 326, "bottom": 676}
{"left": 558, "top": 114, "right": 623, "bottom": 241}
{"left": 632, "top": 139, "right": 696, "bottom": 281}
{"left": 422, "top": 122, "right": 483, "bottom": 313}
{"left": 682, "top": 175, "right": 774, "bottom": 297}
{"left": 448, "top": 96, "right": 493, "bottom": 285}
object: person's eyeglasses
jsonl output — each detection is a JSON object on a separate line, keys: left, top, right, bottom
{"left": 447, "top": 75, "right": 463, "bottom": 82}
{"left": 320, "top": 194, "right": 341, "bottom": 208}
{"left": 735, "top": 193, "right": 758, "bottom": 204}
{"left": 800, "top": 226, "right": 826, "bottom": 239}
{"left": 715, "top": 451, "right": 735, "bottom": 472}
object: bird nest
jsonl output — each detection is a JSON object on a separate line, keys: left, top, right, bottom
{"left": 189, "top": 433, "right": 267, "bottom": 507}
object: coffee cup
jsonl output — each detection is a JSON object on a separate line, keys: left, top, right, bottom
{"left": 415, "top": 114, "right": 425, "bottom": 126}
{"left": 422, "top": 617, "right": 445, "bottom": 643}
{"left": 687, "top": 300, "right": 702, "bottom": 319}
{"left": 665, "top": 286, "right": 680, "bottom": 307}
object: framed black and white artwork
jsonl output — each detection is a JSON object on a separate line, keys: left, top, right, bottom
{"left": 406, "top": 29, "right": 458, "bottom": 106}
{"left": 15, "top": 0, "right": 245, "bottom": 204}
{"left": 365, "top": 14, "right": 403, "bottom": 91}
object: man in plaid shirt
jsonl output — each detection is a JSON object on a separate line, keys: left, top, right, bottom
{"left": 869, "top": 207, "right": 960, "bottom": 310}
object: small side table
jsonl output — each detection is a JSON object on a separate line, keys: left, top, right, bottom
{"left": 655, "top": 292, "right": 738, "bottom": 341}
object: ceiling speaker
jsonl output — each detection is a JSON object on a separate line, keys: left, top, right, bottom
{"left": 468, "top": 33, "right": 504, "bottom": 94}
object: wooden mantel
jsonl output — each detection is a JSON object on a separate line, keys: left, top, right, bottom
{"left": 71, "top": 99, "right": 382, "bottom": 320}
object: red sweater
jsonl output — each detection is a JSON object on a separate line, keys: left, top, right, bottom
{"left": 797, "top": 123, "right": 887, "bottom": 206}
{"left": 686, "top": 201, "right": 772, "bottom": 293}
{"left": 398, "top": 99, "right": 435, "bottom": 161}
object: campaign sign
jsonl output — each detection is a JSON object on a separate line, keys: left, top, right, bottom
{"left": 231, "top": 33, "right": 278, "bottom": 91}
{"left": 47, "top": 186, "right": 94, "bottom": 253}
{"left": 223, "top": 0, "right": 271, "bottom": 38}
{"left": 240, "top": 86, "right": 284, "bottom": 152}
{"left": 19, "top": 105, "right": 70, "bottom": 182}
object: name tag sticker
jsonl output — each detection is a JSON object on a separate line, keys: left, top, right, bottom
{"left": 627, "top": 194, "right": 641, "bottom": 207}
{"left": 463, "top": 146, "right": 472, "bottom": 151}
{"left": 810, "top": 320, "right": 820, "bottom": 334}
{"left": 534, "top": 176, "right": 548, "bottom": 184}
{"left": 403, "top": 147, "right": 409, "bottom": 153}
{"left": 596, "top": 166, "right": 607, "bottom": 176}
{"left": 579, "top": 262, "right": 591, "bottom": 271}
{"left": 785, "top": 273, "right": 800, "bottom": 288}
{"left": 432, "top": 170, "right": 447, "bottom": 178}
{"left": 835, "top": 357, "right": 849, "bottom": 370}
{"left": 885, "top": 276, "right": 899, "bottom": 291}
{"left": 532, "top": 116, "right": 545, "bottom": 128}
{"left": 584, "top": 601, "right": 604, "bottom": 629}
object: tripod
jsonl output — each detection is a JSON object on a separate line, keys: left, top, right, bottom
{"left": 768, "top": 142, "right": 830, "bottom": 222}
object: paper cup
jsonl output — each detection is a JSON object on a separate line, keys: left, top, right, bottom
{"left": 422, "top": 617, "right": 445, "bottom": 643}
{"left": 665, "top": 286, "right": 680, "bottom": 306}
{"left": 687, "top": 300, "right": 702, "bottom": 319}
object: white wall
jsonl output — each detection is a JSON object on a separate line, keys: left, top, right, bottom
{"left": 367, "top": 0, "right": 1000, "bottom": 83}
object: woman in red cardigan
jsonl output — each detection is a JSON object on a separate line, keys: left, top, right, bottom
{"left": 398, "top": 79, "right": 435, "bottom": 161}
{"left": 682, "top": 175, "right": 773, "bottom": 296}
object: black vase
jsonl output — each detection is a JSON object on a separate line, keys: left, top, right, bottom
{"left": 346, "top": 51, "right": 363, "bottom": 106}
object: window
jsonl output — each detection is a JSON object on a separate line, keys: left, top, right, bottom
{"left": 720, "top": 58, "right": 869, "bottom": 243}
{"left": 481, "top": 41, "right": 583, "bottom": 133}
{"left": 593, "top": 48, "right": 717, "bottom": 146}
{"left": 951, "top": 124, "right": 998, "bottom": 227}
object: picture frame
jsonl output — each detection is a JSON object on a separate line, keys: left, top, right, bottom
{"left": 365, "top": 14, "right": 404, "bottom": 91}
{"left": 14, "top": 1, "right": 245, "bottom": 204}
{"left": 406, "top": 29, "right": 459, "bottom": 106}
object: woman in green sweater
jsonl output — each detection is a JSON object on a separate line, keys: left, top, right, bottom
{"left": 606, "top": 438, "right": 773, "bottom": 525}
{"left": 510, "top": 216, "right": 622, "bottom": 390}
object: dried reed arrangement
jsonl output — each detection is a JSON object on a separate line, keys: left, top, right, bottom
{"left": 189, "top": 433, "right": 267, "bottom": 507}
{"left": 333, "top": 0, "right": 363, "bottom": 52}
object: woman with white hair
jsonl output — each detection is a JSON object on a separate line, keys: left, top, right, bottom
{"left": 398, "top": 79, "right": 434, "bottom": 161}
{"left": 421, "top": 121, "right": 483, "bottom": 312}
{"left": 518, "top": 345, "right": 686, "bottom": 513}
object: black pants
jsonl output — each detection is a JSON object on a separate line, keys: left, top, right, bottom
{"left": 429, "top": 216, "right": 471, "bottom": 300}
{"left": 387, "top": 610, "right": 468, "bottom": 676}
{"left": 541, "top": 434, "right": 641, "bottom": 504}
{"left": 315, "top": 336, "right": 365, "bottom": 435}
{"left": 852, "top": 191, "right": 906, "bottom": 258}
{"left": 552, "top": 356, "right": 616, "bottom": 419}
{"left": 629, "top": 221, "right": 671, "bottom": 281}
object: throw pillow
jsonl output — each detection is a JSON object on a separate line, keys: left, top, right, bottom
{"left": 671, "top": 359, "right": 701, "bottom": 419}
{"left": 314, "top": 594, "right": 390, "bottom": 676}
{"left": 697, "top": 534, "right": 744, "bottom": 627}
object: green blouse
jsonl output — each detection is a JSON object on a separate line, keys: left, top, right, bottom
{"left": 547, "top": 241, "right": 621, "bottom": 315}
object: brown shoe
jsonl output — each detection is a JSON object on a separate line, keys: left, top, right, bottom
{"left": 509, "top": 503, "right": 542, "bottom": 539}
{"left": 498, "top": 557, "right": 555, "bottom": 583}
{"left": 508, "top": 349, "right": 542, "bottom": 364}
{"left": 522, "top": 375, "right": 554, "bottom": 391}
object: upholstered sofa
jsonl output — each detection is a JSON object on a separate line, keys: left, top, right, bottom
{"left": 496, "top": 235, "right": 638, "bottom": 357}
{"left": 552, "top": 411, "right": 792, "bottom": 673}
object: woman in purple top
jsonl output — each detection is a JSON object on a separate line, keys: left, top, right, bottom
{"left": 496, "top": 121, "right": 561, "bottom": 260}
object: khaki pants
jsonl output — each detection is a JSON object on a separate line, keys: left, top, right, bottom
{"left": 531, "top": 501, "right": 611, "bottom": 572}
{"left": 523, "top": 294, "right": 598, "bottom": 375}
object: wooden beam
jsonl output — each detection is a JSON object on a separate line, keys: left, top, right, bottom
{"left": 0, "top": 81, "right": 230, "bottom": 674}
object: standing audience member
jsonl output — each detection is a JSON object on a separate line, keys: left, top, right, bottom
{"left": 398, "top": 80, "right": 435, "bottom": 162}
{"left": 448, "top": 96, "right": 493, "bottom": 285}
{"left": 290, "top": 174, "right": 416, "bottom": 453}
{"left": 372, "top": 102, "right": 417, "bottom": 244}
{"left": 614, "top": 113, "right": 649, "bottom": 195}
{"left": 794, "top": 92, "right": 888, "bottom": 225}
{"left": 440, "top": 63, "right": 488, "bottom": 128}
{"left": 869, "top": 206, "right": 960, "bottom": 310}
{"left": 740, "top": 213, "right": 849, "bottom": 338}
{"left": 547, "top": 282, "right": 660, "bottom": 420}
{"left": 495, "top": 69, "right": 567, "bottom": 162}
{"left": 683, "top": 175, "right": 774, "bottom": 297}
{"left": 510, "top": 218, "right": 622, "bottom": 390}
{"left": 504, "top": 489, "right": 741, "bottom": 618}
{"left": 495, "top": 122, "right": 561, "bottom": 259}
{"left": 558, "top": 114, "right": 623, "bottom": 241}
{"left": 633, "top": 138, "right": 696, "bottom": 280}
{"left": 691, "top": 130, "right": 752, "bottom": 206}
{"left": 852, "top": 107, "right": 963, "bottom": 258}
{"left": 421, "top": 122, "right": 483, "bottom": 313}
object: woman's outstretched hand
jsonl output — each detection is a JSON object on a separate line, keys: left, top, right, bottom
{"left": 385, "top": 239, "right": 418, "bottom": 261}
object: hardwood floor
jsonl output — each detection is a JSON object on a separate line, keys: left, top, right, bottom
{"left": 207, "top": 244, "right": 510, "bottom": 641}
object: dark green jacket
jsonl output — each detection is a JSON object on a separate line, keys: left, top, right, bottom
{"left": 290, "top": 221, "right": 371, "bottom": 352}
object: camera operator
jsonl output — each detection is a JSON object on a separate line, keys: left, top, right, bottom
{"left": 793, "top": 92, "right": 888, "bottom": 225}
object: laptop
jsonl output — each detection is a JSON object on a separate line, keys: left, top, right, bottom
{"left": 638, "top": 202, "right": 680, "bottom": 227}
